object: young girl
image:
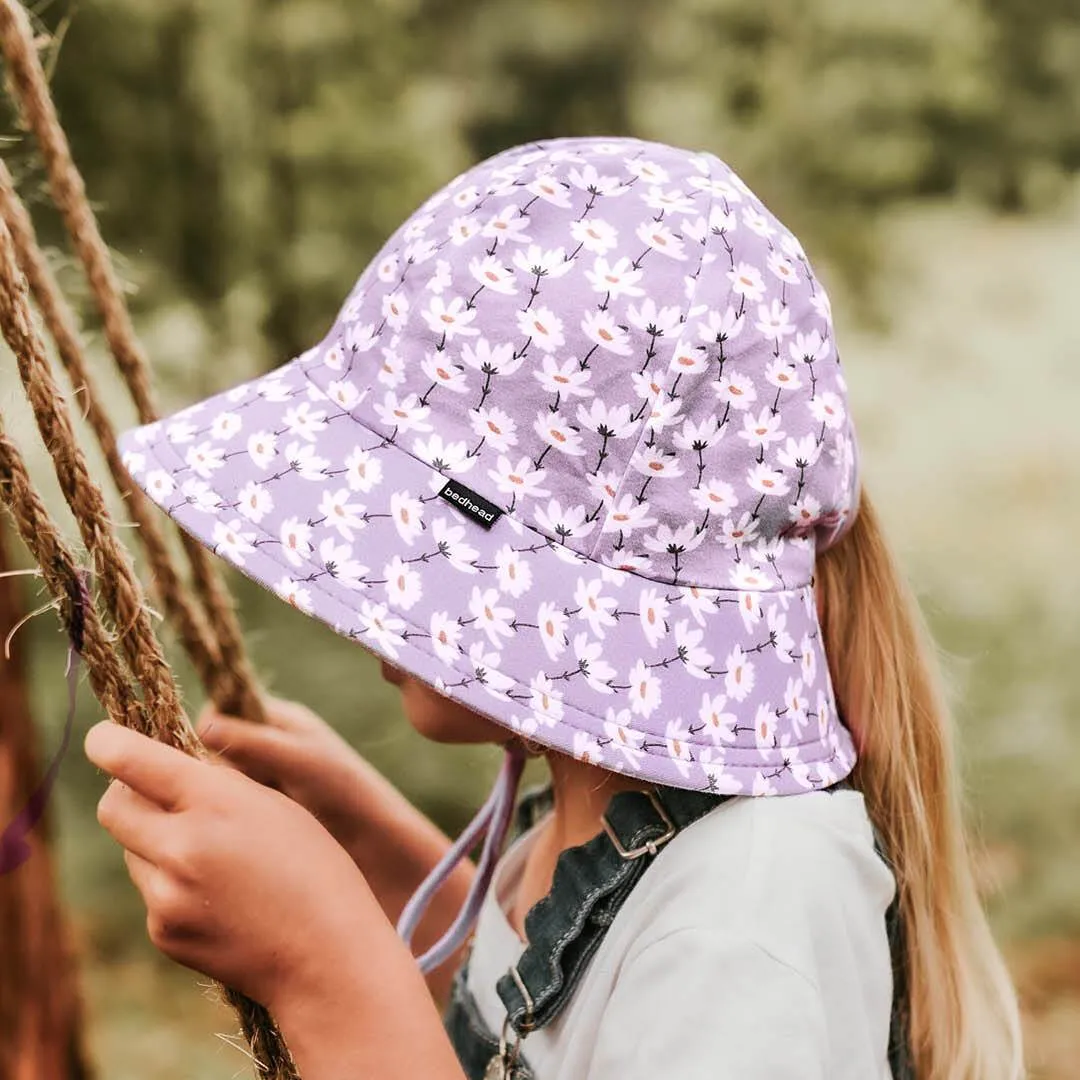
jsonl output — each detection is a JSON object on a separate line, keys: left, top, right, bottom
{"left": 85, "top": 137, "right": 1024, "bottom": 1079}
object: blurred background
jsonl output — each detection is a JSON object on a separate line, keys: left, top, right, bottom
{"left": 0, "top": 0, "right": 1078, "bottom": 1076}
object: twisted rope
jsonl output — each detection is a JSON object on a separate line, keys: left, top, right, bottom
{"left": 0, "top": 202, "right": 297, "bottom": 1078}
{"left": 0, "top": 0, "right": 265, "bottom": 724}
{"left": 0, "top": 428, "right": 145, "bottom": 735}
{"left": 0, "top": 160, "right": 233, "bottom": 702}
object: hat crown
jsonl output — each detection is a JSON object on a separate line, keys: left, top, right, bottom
{"left": 302, "top": 137, "right": 857, "bottom": 591}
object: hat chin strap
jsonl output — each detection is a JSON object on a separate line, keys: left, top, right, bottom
{"left": 396, "top": 742, "right": 527, "bottom": 974}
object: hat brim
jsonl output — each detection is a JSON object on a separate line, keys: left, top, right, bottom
{"left": 119, "top": 358, "right": 855, "bottom": 795}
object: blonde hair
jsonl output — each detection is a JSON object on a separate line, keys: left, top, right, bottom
{"left": 816, "top": 489, "right": 1024, "bottom": 1080}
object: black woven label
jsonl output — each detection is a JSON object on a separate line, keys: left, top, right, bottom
{"left": 438, "top": 480, "right": 503, "bottom": 530}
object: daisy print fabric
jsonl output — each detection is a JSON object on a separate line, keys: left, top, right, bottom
{"left": 120, "top": 137, "right": 860, "bottom": 796}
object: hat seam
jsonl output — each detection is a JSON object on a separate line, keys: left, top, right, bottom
{"left": 143, "top": 430, "right": 846, "bottom": 768}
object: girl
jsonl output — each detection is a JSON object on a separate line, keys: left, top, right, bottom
{"left": 86, "top": 137, "right": 1023, "bottom": 1079}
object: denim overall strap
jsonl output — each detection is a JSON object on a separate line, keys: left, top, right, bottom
{"left": 495, "top": 786, "right": 731, "bottom": 1035}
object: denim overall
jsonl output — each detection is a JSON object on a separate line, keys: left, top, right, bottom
{"left": 443, "top": 783, "right": 915, "bottom": 1080}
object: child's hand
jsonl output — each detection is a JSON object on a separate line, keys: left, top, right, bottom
{"left": 85, "top": 720, "right": 386, "bottom": 1009}
{"left": 195, "top": 695, "right": 380, "bottom": 858}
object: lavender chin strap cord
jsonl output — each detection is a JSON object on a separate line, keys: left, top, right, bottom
{"left": 397, "top": 742, "right": 527, "bottom": 974}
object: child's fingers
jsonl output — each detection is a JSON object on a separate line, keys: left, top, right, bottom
{"left": 197, "top": 713, "right": 300, "bottom": 783}
{"left": 96, "top": 777, "right": 169, "bottom": 863}
{"left": 85, "top": 722, "right": 196, "bottom": 812}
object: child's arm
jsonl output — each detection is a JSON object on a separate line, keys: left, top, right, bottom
{"left": 196, "top": 697, "right": 473, "bottom": 1003}
{"left": 84, "top": 721, "right": 466, "bottom": 1079}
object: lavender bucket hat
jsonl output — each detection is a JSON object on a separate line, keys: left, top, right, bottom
{"left": 120, "top": 136, "right": 860, "bottom": 802}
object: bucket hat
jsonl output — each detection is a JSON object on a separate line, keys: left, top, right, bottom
{"left": 119, "top": 136, "right": 860, "bottom": 799}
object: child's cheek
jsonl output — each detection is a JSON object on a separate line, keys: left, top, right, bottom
{"left": 399, "top": 681, "right": 503, "bottom": 745}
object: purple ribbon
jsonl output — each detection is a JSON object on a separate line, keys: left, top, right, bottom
{"left": 0, "top": 572, "right": 88, "bottom": 875}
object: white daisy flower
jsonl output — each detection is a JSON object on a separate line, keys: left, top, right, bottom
{"left": 630, "top": 445, "right": 683, "bottom": 480}
{"left": 789, "top": 329, "right": 831, "bottom": 364}
{"left": 585, "top": 256, "right": 644, "bottom": 299}
{"left": 343, "top": 447, "right": 382, "bottom": 493}
{"left": 210, "top": 411, "right": 242, "bottom": 441}
{"left": 180, "top": 478, "right": 222, "bottom": 513}
{"left": 574, "top": 576, "right": 617, "bottom": 638}
{"left": 460, "top": 338, "right": 523, "bottom": 377}
{"left": 282, "top": 402, "right": 328, "bottom": 443}
{"left": 624, "top": 159, "right": 669, "bottom": 184}
{"left": 537, "top": 601, "right": 569, "bottom": 661}
{"left": 698, "top": 306, "right": 746, "bottom": 345}
{"left": 212, "top": 519, "right": 255, "bottom": 565}
{"left": 468, "top": 254, "right": 518, "bottom": 296}
{"left": 767, "top": 251, "right": 800, "bottom": 286}
{"left": 642, "top": 186, "right": 695, "bottom": 215}
{"left": 724, "top": 645, "right": 756, "bottom": 702}
{"left": 604, "top": 708, "right": 645, "bottom": 771}
{"left": 469, "top": 586, "right": 514, "bottom": 647}
{"left": 784, "top": 677, "right": 810, "bottom": 730}
{"left": 488, "top": 455, "right": 550, "bottom": 501}
{"left": 754, "top": 703, "right": 778, "bottom": 748}
{"left": 345, "top": 322, "right": 379, "bottom": 354}
{"left": 673, "top": 418, "right": 719, "bottom": 453}
{"left": 569, "top": 217, "right": 618, "bottom": 254}
{"left": 644, "top": 395, "right": 684, "bottom": 434}
{"left": 374, "top": 391, "right": 432, "bottom": 435}
{"left": 533, "top": 355, "right": 594, "bottom": 398}
{"left": 422, "top": 296, "right": 480, "bottom": 341}
{"left": 738, "top": 591, "right": 763, "bottom": 633}
{"left": 698, "top": 692, "right": 738, "bottom": 744}
{"left": 429, "top": 612, "right": 463, "bottom": 665}
{"left": 279, "top": 517, "right": 314, "bottom": 567}
{"left": 739, "top": 407, "right": 786, "bottom": 451}
{"left": 382, "top": 291, "right": 410, "bottom": 330}
{"left": 714, "top": 372, "right": 758, "bottom": 411}
{"left": 318, "top": 488, "right": 365, "bottom": 540}
{"left": 525, "top": 174, "right": 572, "bottom": 208}
{"left": 469, "top": 407, "right": 518, "bottom": 452}
{"left": 145, "top": 470, "right": 175, "bottom": 500}
{"left": 419, "top": 354, "right": 468, "bottom": 394}
{"left": 665, "top": 718, "right": 694, "bottom": 779}
{"left": 746, "top": 462, "right": 791, "bottom": 498}
{"left": 765, "top": 359, "right": 802, "bottom": 393}
{"left": 627, "top": 298, "right": 682, "bottom": 336}
{"left": 603, "top": 494, "right": 656, "bottom": 535}
{"left": 719, "top": 512, "right": 761, "bottom": 549}
{"left": 644, "top": 521, "right": 707, "bottom": 558}
{"left": 755, "top": 300, "right": 796, "bottom": 343}
{"left": 318, "top": 537, "right": 368, "bottom": 590}
{"left": 494, "top": 544, "right": 533, "bottom": 598}
{"left": 626, "top": 659, "right": 661, "bottom": 718}
{"left": 390, "top": 491, "right": 424, "bottom": 545}
{"left": 638, "top": 587, "right": 670, "bottom": 649}
{"left": 325, "top": 380, "right": 363, "bottom": 411}
{"left": 451, "top": 184, "right": 480, "bottom": 209}
{"left": 789, "top": 495, "right": 823, "bottom": 530}
{"left": 808, "top": 392, "right": 846, "bottom": 431}
{"left": 516, "top": 306, "right": 565, "bottom": 353}
{"left": 767, "top": 604, "right": 796, "bottom": 663}
{"left": 727, "top": 262, "right": 766, "bottom": 302}
{"left": 572, "top": 730, "right": 605, "bottom": 767}
{"left": 384, "top": 556, "right": 422, "bottom": 611}
{"left": 427, "top": 259, "right": 452, "bottom": 294}
{"left": 529, "top": 673, "right": 564, "bottom": 725}
{"left": 669, "top": 344, "right": 709, "bottom": 374}
{"left": 413, "top": 434, "right": 474, "bottom": 476}
{"left": 635, "top": 221, "right": 687, "bottom": 260}
{"left": 573, "top": 633, "right": 616, "bottom": 694}
{"left": 729, "top": 564, "right": 774, "bottom": 591}
{"left": 567, "top": 164, "right": 631, "bottom": 196}
{"left": 185, "top": 441, "right": 225, "bottom": 479}
{"left": 742, "top": 206, "right": 777, "bottom": 238}
{"left": 273, "top": 576, "right": 314, "bottom": 614}
{"left": 358, "top": 601, "right": 406, "bottom": 659}
{"left": 322, "top": 343, "right": 345, "bottom": 371}
{"left": 166, "top": 419, "right": 198, "bottom": 444}
{"left": 236, "top": 481, "right": 274, "bottom": 524}
{"left": 284, "top": 441, "right": 329, "bottom": 482}
{"left": 533, "top": 413, "right": 586, "bottom": 457}
{"left": 481, "top": 205, "right": 532, "bottom": 244}
{"left": 431, "top": 517, "right": 480, "bottom": 573}
{"left": 512, "top": 245, "right": 573, "bottom": 280}
{"left": 534, "top": 499, "right": 595, "bottom": 542}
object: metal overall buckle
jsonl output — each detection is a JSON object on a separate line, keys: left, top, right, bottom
{"left": 485, "top": 966, "right": 533, "bottom": 1079}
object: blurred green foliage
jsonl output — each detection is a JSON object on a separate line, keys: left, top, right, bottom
{"left": 14, "top": 0, "right": 1080, "bottom": 358}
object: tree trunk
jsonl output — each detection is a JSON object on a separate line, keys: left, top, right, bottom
{"left": 0, "top": 519, "right": 93, "bottom": 1080}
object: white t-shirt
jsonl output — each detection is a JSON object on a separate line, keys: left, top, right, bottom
{"left": 467, "top": 788, "right": 897, "bottom": 1080}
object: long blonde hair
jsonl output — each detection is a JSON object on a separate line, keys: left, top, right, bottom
{"left": 816, "top": 488, "right": 1024, "bottom": 1080}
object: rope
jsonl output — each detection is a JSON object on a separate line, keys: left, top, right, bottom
{"left": 0, "top": 0, "right": 265, "bottom": 723}
{"left": 0, "top": 201, "right": 298, "bottom": 1079}
{"left": 0, "top": 160, "right": 232, "bottom": 705}
{"left": 0, "top": 427, "right": 145, "bottom": 735}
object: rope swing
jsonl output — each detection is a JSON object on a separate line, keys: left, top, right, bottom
{"left": 0, "top": 1, "right": 296, "bottom": 1075}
